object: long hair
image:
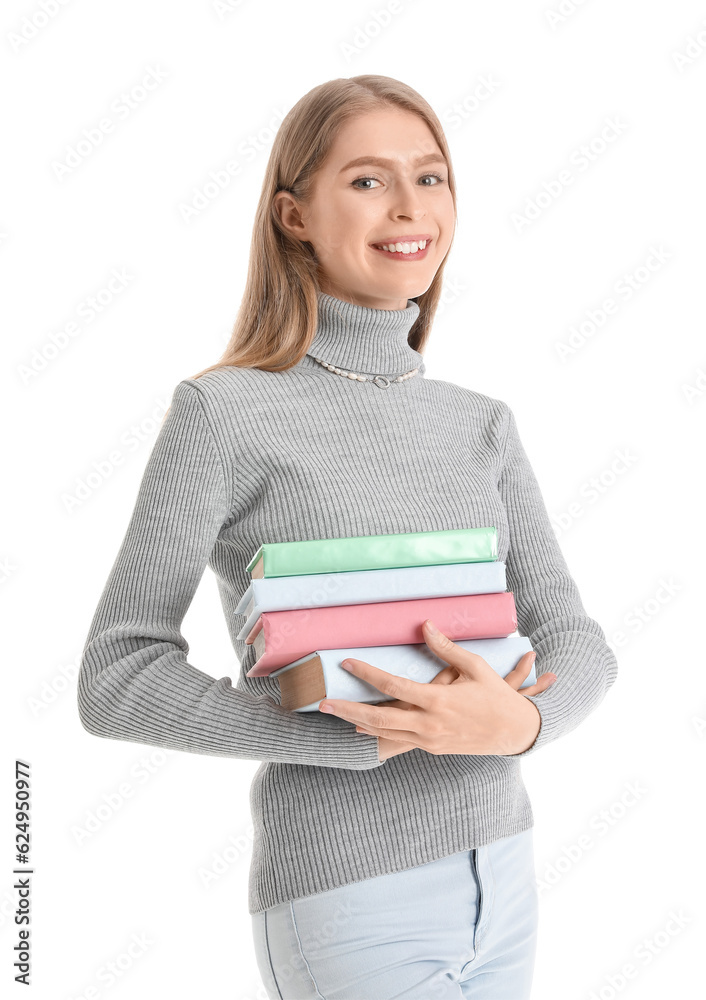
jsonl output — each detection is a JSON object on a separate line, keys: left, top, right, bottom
{"left": 189, "top": 74, "right": 457, "bottom": 381}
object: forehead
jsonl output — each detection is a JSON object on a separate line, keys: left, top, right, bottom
{"left": 326, "top": 109, "right": 444, "bottom": 168}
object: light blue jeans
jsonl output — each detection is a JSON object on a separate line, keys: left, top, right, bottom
{"left": 251, "top": 828, "right": 538, "bottom": 999}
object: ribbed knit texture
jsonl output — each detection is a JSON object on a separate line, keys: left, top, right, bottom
{"left": 77, "top": 291, "right": 618, "bottom": 915}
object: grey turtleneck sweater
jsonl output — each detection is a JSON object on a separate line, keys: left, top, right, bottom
{"left": 77, "top": 291, "right": 618, "bottom": 915}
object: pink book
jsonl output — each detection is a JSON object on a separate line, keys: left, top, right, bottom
{"left": 244, "top": 592, "right": 518, "bottom": 678}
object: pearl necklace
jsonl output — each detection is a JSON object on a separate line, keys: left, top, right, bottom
{"left": 311, "top": 356, "right": 420, "bottom": 389}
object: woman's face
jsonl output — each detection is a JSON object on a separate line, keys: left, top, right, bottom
{"left": 275, "top": 108, "right": 456, "bottom": 310}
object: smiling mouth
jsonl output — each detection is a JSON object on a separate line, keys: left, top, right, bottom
{"left": 369, "top": 238, "right": 433, "bottom": 260}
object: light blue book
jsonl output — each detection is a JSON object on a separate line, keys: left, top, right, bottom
{"left": 268, "top": 635, "right": 535, "bottom": 712}
{"left": 235, "top": 561, "right": 507, "bottom": 641}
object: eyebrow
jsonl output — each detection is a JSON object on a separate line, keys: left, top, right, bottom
{"left": 338, "top": 153, "right": 447, "bottom": 173}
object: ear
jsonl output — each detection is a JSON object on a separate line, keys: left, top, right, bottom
{"left": 273, "top": 190, "right": 308, "bottom": 242}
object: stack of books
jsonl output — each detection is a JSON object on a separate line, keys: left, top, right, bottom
{"left": 235, "top": 527, "right": 537, "bottom": 711}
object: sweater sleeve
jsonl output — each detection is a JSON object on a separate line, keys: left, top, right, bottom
{"left": 496, "top": 404, "right": 618, "bottom": 757}
{"left": 77, "top": 380, "right": 383, "bottom": 770}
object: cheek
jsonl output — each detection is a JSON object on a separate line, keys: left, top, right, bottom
{"left": 438, "top": 201, "right": 456, "bottom": 251}
{"left": 321, "top": 240, "right": 365, "bottom": 274}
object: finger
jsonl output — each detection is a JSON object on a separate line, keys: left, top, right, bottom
{"left": 337, "top": 660, "right": 460, "bottom": 719}
{"left": 319, "top": 693, "right": 423, "bottom": 731}
{"left": 429, "top": 664, "right": 458, "bottom": 685}
{"left": 353, "top": 722, "right": 421, "bottom": 742}
{"left": 369, "top": 698, "right": 416, "bottom": 716}
{"left": 520, "top": 672, "right": 557, "bottom": 697}
{"left": 334, "top": 657, "right": 436, "bottom": 710}
{"left": 354, "top": 663, "right": 460, "bottom": 714}
{"left": 378, "top": 665, "right": 458, "bottom": 708}
{"left": 502, "top": 652, "right": 538, "bottom": 690}
{"left": 422, "top": 619, "right": 493, "bottom": 676}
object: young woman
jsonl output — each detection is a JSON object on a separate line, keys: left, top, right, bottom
{"left": 77, "top": 75, "right": 618, "bottom": 999}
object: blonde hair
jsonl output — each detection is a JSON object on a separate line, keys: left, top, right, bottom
{"left": 187, "top": 74, "right": 457, "bottom": 382}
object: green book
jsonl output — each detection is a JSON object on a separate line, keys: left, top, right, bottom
{"left": 246, "top": 526, "right": 498, "bottom": 579}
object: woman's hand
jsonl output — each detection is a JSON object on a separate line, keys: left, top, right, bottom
{"left": 318, "top": 619, "right": 558, "bottom": 759}
{"left": 373, "top": 660, "right": 459, "bottom": 761}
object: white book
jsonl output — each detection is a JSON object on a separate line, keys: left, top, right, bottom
{"left": 268, "top": 634, "right": 533, "bottom": 712}
{"left": 235, "top": 561, "right": 507, "bottom": 641}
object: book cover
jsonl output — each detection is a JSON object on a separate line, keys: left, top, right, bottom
{"left": 245, "top": 591, "right": 518, "bottom": 677}
{"left": 246, "top": 526, "right": 498, "bottom": 579}
{"left": 235, "top": 561, "right": 508, "bottom": 641}
{"left": 268, "top": 636, "right": 536, "bottom": 711}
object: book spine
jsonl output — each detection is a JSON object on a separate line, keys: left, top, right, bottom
{"left": 255, "top": 526, "right": 498, "bottom": 578}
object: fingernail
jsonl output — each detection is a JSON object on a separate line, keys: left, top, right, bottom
{"left": 425, "top": 619, "right": 439, "bottom": 635}
{"left": 341, "top": 660, "right": 353, "bottom": 670}
{"left": 319, "top": 703, "right": 334, "bottom": 713}
{"left": 530, "top": 653, "right": 537, "bottom": 663}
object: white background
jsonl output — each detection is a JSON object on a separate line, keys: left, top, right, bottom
{"left": 2, "top": 1, "right": 705, "bottom": 998}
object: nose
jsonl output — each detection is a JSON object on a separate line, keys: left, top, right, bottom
{"left": 388, "top": 179, "right": 427, "bottom": 220}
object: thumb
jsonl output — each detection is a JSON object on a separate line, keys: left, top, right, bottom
{"left": 422, "top": 619, "right": 489, "bottom": 678}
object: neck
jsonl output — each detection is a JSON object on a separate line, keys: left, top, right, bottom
{"left": 302, "top": 291, "right": 424, "bottom": 377}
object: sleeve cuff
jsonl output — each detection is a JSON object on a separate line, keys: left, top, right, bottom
{"left": 507, "top": 630, "right": 618, "bottom": 758}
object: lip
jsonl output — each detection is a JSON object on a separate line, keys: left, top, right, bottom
{"left": 368, "top": 236, "right": 434, "bottom": 262}
{"left": 369, "top": 233, "right": 433, "bottom": 247}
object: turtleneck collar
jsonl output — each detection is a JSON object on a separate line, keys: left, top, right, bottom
{"left": 302, "top": 291, "right": 425, "bottom": 378}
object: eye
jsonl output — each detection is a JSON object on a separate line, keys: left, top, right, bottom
{"left": 351, "top": 175, "right": 382, "bottom": 190}
{"left": 350, "top": 172, "right": 446, "bottom": 190}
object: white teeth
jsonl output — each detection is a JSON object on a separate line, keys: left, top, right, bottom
{"left": 376, "top": 239, "right": 427, "bottom": 253}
